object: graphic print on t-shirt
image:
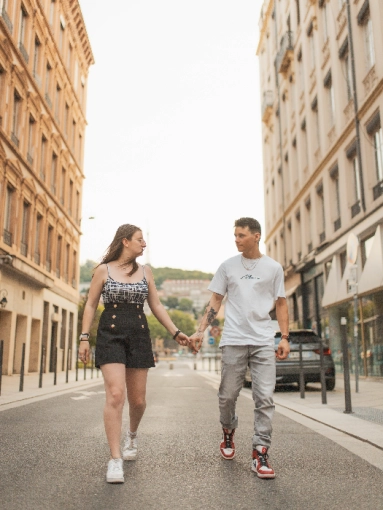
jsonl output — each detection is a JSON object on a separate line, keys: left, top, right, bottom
{"left": 241, "top": 274, "right": 261, "bottom": 280}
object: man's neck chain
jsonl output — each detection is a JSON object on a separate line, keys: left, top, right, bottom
{"left": 241, "top": 254, "right": 262, "bottom": 271}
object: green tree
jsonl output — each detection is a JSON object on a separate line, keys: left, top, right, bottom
{"left": 80, "top": 259, "right": 98, "bottom": 282}
{"left": 178, "top": 298, "right": 194, "bottom": 312}
{"left": 147, "top": 310, "right": 196, "bottom": 348}
{"left": 162, "top": 296, "right": 179, "bottom": 309}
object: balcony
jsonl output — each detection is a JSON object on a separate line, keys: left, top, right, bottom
{"left": 3, "top": 229, "right": 12, "bottom": 246}
{"left": 351, "top": 200, "right": 361, "bottom": 218}
{"left": 275, "top": 31, "right": 294, "bottom": 74}
{"left": 11, "top": 132, "right": 19, "bottom": 147}
{"left": 373, "top": 179, "right": 383, "bottom": 200}
{"left": 20, "top": 242, "right": 28, "bottom": 256}
{"left": 261, "top": 90, "right": 273, "bottom": 123}
{"left": 1, "top": 7, "right": 13, "bottom": 33}
{"left": 334, "top": 218, "right": 341, "bottom": 232}
{"left": 19, "top": 42, "right": 29, "bottom": 64}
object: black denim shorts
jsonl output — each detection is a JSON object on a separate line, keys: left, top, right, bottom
{"left": 95, "top": 302, "right": 155, "bottom": 369}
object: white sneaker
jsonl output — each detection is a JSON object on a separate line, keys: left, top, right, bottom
{"left": 122, "top": 432, "right": 138, "bottom": 461}
{"left": 106, "top": 458, "right": 124, "bottom": 483}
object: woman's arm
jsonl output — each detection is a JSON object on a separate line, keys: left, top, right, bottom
{"left": 78, "top": 264, "right": 107, "bottom": 362}
{"left": 145, "top": 266, "right": 189, "bottom": 346}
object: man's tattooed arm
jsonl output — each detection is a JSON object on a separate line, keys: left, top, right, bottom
{"left": 206, "top": 306, "right": 218, "bottom": 325}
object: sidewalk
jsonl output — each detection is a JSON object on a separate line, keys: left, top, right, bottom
{"left": 0, "top": 368, "right": 104, "bottom": 411}
{"left": 192, "top": 357, "right": 383, "bottom": 452}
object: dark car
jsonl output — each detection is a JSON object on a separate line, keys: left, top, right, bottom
{"left": 244, "top": 329, "right": 336, "bottom": 391}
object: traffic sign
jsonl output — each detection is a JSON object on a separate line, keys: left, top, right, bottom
{"left": 208, "top": 337, "right": 215, "bottom": 345}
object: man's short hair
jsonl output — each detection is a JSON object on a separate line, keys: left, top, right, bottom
{"left": 234, "top": 217, "right": 261, "bottom": 235}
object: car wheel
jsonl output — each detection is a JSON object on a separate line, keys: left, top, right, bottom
{"left": 325, "top": 378, "right": 336, "bottom": 391}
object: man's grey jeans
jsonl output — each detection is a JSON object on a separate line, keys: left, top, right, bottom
{"left": 218, "top": 344, "right": 276, "bottom": 449}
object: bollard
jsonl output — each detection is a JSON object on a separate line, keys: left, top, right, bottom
{"left": 340, "top": 318, "right": 352, "bottom": 413}
{"left": 319, "top": 340, "right": 327, "bottom": 405}
{"left": 299, "top": 342, "right": 305, "bottom": 399}
{"left": 53, "top": 346, "right": 58, "bottom": 385}
{"left": 19, "top": 343, "right": 26, "bottom": 392}
{"left": 39, "top": 346, "right": 45, "bottom": 388}
{"left": 193, "top": 362, "right": 197, "bottom": 371}
{"left": 66, "top": 348, "right": 70, "bottom": 383}
{"left": 76, "top": 346, "right": 79, "bottom": 382}
{"left": 0, "top": 340, "right": 3, "bottom": 396}
{"left": 169, "top": 362, "right": 173, "bottom": 370}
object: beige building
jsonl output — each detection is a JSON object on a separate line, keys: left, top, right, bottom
{"left": 257, "top": 0, "right": 383, "bottom": 376}
{"left": 0, "top": 0, "right": 93, "bottom": 376}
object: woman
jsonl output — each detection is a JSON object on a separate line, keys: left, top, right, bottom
{"left": 79, "top": 224, "right": 189, "bottom": 483}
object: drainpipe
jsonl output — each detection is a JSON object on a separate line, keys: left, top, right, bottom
{"left": 346, "top": 0, "right": 366, "bottom": 212}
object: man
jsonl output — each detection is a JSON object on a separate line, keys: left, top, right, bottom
{"left": 190, "top": 218, "right": 290, "bottom": 479}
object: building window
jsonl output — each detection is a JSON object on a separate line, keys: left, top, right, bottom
{"left": 56, "top": 235, "right": 62, "bottom": 277}
{"left": 366, "top": 112, "right": 383, "bottom": 199}
{"left": 72, "top": 250, "right": 77, "bottom": 288}
{"left": 311, "top": 97, "right": 320, "bottom": 151}
{"left": 46, "top": 225, "right": 53, "bottom": 271}
{"left": 59, "top": 18, "right": 65, "bottom": 51}
{"left": 361, "top": 233, "right": 375, "bottom": 268}
{"left": 362, "top": 16, "right": 375, "bottom": 71}
{"left": 324, "top": 71, "right": 335, "bottom": 127}
{"left": 55, "top": 84, "right": 61, "bottom": 121}
{"left": 295, "top": 0, "right": 300, "bottom": 26}
{"left": 21, "top": 201, "right": 30, "bottom": 256}
{"left": 18, "top": 6, "right": 29, "bottom": 63}
{"left": 307, "top": 22, "right": 315, "bottom": 71}
{"left": 67, "top": 44, "right": 72, "bottom": 73}
{"left": 346, "top": 142, "right": 362, "bottom": 218}
{"left": 27, "top": 116, "right": 35, "bottom": 164}
{"left": 45, "top": 63, "right": 52, "bottom": 108}
{"left": 339, "top": 38, "right": 352, "bottom": 102}
{"left": 305, "top": 198, "right": 312, "bottom": 253}
{"left": 75, "top": 190, "right": 80, "bottom": 224}
{"left": 33, "top": 37, "right": 40, "bottom": 80}
{"left": 12, "top": 90, "right": 22, "bottom": 146}
{"left": 34, "top": 214, "right": 42, "bottom": 264}
{"left": 321, "top": 1, "right": 329, "bottom": 43}
{"left": 72, "top": 120, "right": 76, "bottom": 151}
{"left": 316, "top": 183, "right": 325, "bottom": 244}
{"left": 300, "top": 118, "right": 308, "bottom": 170}
{"left": 40, "top": 136, "right": 47, "bottom": 181}
{"left": 3, "top": 186, "right": 14, "bottom": 246}
{"left": 330, "top": 164, "right": 341, "bottom": 231}
{"left": 64, "top": 103, "right": 69, "bottom": 138}
{"left": 339, "top": 250, "right": 347, "bottom": 276}
{"left": 78, "top": 134, "right": 82, "bottom": 162}
{"left": 68, "top": 180, "right": 73, "bottom": 216}
{"left": 60, "top": 167, "right": 66, "bottom": 205}
{"left": 51, "top": 153, "right": 57, "bottom": 194}
{"left": 64, "top": 244, "right": 70, "bottom": 282}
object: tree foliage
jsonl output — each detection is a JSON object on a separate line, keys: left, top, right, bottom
{"left": 147, "top": 310, "right": 196, "bottom": 348}
{"left": 150, "top": 266, "right": 213, "bottom": 288}
{"left": 80, "top": 259, "right": 98, "bottom": 282}
{"left": 178, "top": 298, "right": 194, "bottom": 312}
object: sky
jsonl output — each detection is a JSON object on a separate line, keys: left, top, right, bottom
{"left": 78, "top": 0, "right": 264, "bottom": 273}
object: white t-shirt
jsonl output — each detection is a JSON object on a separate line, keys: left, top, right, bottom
{"left": 208, "top": 254, "right": 286, "bottom": 346}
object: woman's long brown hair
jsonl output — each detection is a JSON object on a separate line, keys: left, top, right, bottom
{"left": 98, "top": 224, "right": 142, "bottom": 277}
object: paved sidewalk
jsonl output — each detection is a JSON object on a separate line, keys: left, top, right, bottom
{"left": 0, "top": 368, "right": 104, "bottom": 411}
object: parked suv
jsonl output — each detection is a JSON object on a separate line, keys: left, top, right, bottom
{"left": 244, "top": 330, "right": 336, "bottom": 391}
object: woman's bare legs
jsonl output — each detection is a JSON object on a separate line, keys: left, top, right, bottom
{"left": 125, "top": 368, "right": 149, "bottom": 433}
{"left": 101, "top": 363, "right": 127, "bottom": 459}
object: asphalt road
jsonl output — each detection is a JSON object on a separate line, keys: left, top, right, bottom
{"left": 1, "top": 360, "right": 383, "bottom": 510}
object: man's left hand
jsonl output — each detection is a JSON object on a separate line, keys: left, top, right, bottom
{"left": 276, "top": 339, "right": 290, "bottom": 360}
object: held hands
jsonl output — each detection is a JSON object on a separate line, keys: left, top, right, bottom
{"left": 174, "top": 331, "right": 190, "bottom": 347}
{"left": 189, "top": 332, "right": 204, "bottom": 354}
{"left": 276, "top": 338, "right": 290, "bottom": 360}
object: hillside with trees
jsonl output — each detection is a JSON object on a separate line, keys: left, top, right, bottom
{"left": 80, "top": 260, "right": 213, "bottom": 288}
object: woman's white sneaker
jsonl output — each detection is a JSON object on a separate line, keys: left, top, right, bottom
{"left": 122, "top": 432, "right": 138, "bottom": 461}
{"left": 106, "top": 458, "right": 124, "bottom": 483}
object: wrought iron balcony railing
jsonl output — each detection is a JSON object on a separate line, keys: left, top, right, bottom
{"left": 351, "top": 200, "right": 361, "bottom": 218}
{"left": 3, "top": 229, "right": 12, "bottom": 246}
{"left": 334, "top": 217, "right": 341, "bottom": 232}
{"left": 20, "top": 242, "right": 28, "bottom": 256}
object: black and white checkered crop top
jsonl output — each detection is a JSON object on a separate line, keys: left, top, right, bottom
{"left": 101, "top": 264, "right": 149, "bottom": 304}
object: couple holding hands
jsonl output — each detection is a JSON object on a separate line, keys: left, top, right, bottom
{"left": 79, "top": 218, "right": 290, "bottom": 483}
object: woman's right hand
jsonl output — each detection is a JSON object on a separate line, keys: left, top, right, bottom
{"left": 78, "top": 340, "right": 90, "bottom": 364}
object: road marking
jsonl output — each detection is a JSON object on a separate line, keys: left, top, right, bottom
{"left": 71, "top": 395, "right": 89, "bottom": 400}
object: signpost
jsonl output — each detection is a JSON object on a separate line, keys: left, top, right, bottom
{"left": 347, "top": 233, "right": 359, "bottom": 393}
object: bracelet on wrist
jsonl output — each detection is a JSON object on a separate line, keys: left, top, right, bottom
{"left": 79, "top": 333, "right": 90, "bottom": 342}
{"left": 173, "top": 329, "right": 181, "bottom": 340}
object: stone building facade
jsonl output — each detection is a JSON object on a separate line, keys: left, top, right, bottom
{"left": 0, "top": 0, "right": 93, "bottom": 375}
{"left": 257, "top": 0, "right": 383, "bottom": 376}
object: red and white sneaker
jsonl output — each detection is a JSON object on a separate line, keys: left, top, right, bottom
{"left": 251, "top": 447, "right": 275, "bottom": 479}
{"left": 220, "top": 428, "right": 235, "bottom": 460}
